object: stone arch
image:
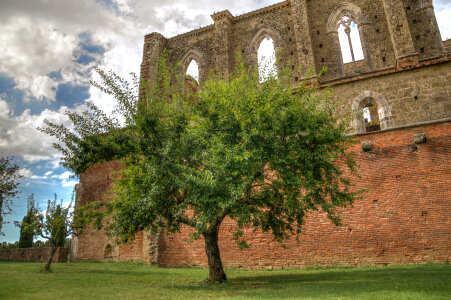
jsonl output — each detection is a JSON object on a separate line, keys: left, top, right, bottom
{"left": 180, "top": 49, "right": 206, "bottom": 82}
{"left": 246, "top": 27, "right": 283, "bottom": 68}
{"left": 326, "top": 3, "right": 369, "bottom": 34}
{"left": 352, "top": 91, "right": 394, "bottom": 134}
{"left": 247, "top": 27, "right": 283, "bottom": 54}
{"left": 326, "top": 2, "right": 371, "bottom": 76}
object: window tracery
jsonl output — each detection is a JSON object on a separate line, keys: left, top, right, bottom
{"left": 337, "top": 15, "right": 364, "bottom": 71}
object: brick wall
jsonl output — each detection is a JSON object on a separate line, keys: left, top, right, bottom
{"left": 0, "top": 247, "right": 68, "bottom": 263}
{"left": 73, "top": 122, "right": 450, "bottom": 269}
{"left": 71, "top": 160, "right": 145, "bottom": 263}
{"left": 159, "top": 121, "right": 450, "bottom": 269}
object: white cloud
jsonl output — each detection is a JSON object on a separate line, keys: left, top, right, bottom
{"left": 0, "top": 99, "right": 87, "bottom": 164}
{"left": 0, "top": 0, "right": 284, "bottom": 104}
{"left": 62, "top": 180, "right": 78, "bottom": 188}
{"left": 18, "top": 168, "right": 33, "bottom": 178}
{"left": 436, "top": 5, "right": 451, "bottom": 40}
{"left": 51, "top": 171, "right": 78, "bottom": 187}
{"left": 0, "top": 0, "right": 450, "bottom": 165}
{"left": 44, "top": 171, "right": 53, "bottom": 176}
{"left": 58, "top": 171, "right": 73, "bottom": 180}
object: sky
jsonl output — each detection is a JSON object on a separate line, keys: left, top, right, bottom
{"left": 0, "top": 0, "right": 450, "bottom": 242}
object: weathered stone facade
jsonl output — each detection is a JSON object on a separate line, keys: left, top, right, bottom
{"left": 72, "top": 0, "right": 451, "bottom": 268}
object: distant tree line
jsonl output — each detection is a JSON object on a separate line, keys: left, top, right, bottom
{"left": 0, "top": 238, "right": 71, "bottom": 250}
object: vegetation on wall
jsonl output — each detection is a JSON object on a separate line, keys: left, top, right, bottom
{"left": 40, "top": 54, "right": 360, "bottom": 282}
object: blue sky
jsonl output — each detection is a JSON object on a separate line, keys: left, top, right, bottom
{"left": 1, "top": 0, "right": 450, "bottom": 242}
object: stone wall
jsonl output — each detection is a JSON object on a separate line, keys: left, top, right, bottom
{"left": 142, "top": 0, "right": 445, "bottom": 85}
{"left": 73, "top": 0, "right": 451, "bottom": 268}
{"left": 0, "top": 247, "right": 68, "bottom": 263}
{"left": 330, "top": 59, "right": 451, "bottom": 133}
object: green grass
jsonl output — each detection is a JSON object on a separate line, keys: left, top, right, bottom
{"left": 0, "top": 261, "right": 449, "bottom": 299}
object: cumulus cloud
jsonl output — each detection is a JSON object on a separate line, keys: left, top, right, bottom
{"left": 56, "top": 171, "right": 73, "bottom": 180}
{"left": 0, "top": 99, "right": 87, "bottom": 164}
{"left": 62, "top": 180, "right": 78, "bottom": 188}
{"left": 0, "top": 0, "right": 282, "bottom": 104}
{"left": 435, "top": 0, "right": 451, "bottom": 40}
{"left": 0, "top": 0, "right": 449, "bottom": 165}
{"left": 18, "top": 168, "right": 33, "bottom": 178}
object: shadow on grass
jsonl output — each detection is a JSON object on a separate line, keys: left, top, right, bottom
{"left": 58, "top": 261, "right": 208, "bottom": 278}
{"left": 165, "top": 265, "right": 451, "bottom": 298}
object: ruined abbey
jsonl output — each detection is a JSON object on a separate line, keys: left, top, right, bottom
{"left": 71, "top": 0, "right": 451, "bottom": 269}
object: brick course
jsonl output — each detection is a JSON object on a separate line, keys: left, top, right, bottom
{"left": 72, "top": 120, "right": 451, "bottom": 269}
{"left": 158, "top": 122, "right": 451, "bottom": 269}
{"left": 0, "top": 247, "right": 68, "bottom": 263}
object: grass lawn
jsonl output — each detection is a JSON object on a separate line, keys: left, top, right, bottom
{"left": 0, "top": 261, "right": 449, "bottom": 299}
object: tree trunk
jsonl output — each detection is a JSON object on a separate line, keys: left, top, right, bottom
{"left": 44, "top": 246, "right": 58, "bottom": 272}
{"left": 203, "top": 229, "right": 227, "bottom": 283}
{"left": 0, "top": 195, "right": 3, "bottom": 233}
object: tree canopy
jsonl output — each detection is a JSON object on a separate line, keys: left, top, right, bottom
{"left": 17, "top": 194, "right": 38, "bottom": 248}
{"left": 40, "top": 55, "right": 359, "bottom": 282}
{"left": 0, "top": 152, "right": 23, "bottom": 235}
{"left": 24, "top": 193, "right": 74, "bottom": 271}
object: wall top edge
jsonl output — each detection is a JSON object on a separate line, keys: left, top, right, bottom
{"left": 147, "top": 1, "right": 290, "bottom": 42}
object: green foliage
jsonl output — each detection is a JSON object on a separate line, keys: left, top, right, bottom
{"left": 18, "top": 214, "right": 33, "bottom": 248}
{"left": 17, "top": 194, "right": 38, "bottom": 248}
{"left": 0, "top": 239, "right": 72, "bottom": 249}
{"left": 0, "top": 241, "right": 19, "bottom": 249}
{"left": 0, "top": 152, "right": 23, "bottom": 235}
{"left": 41, "top": 53, "right": 359, "bottom": 252}
{"left": 25, "top": 193, "right": 75, "bottom": 248}
{"left": 32, "top": 238, "right": 71, "bottom": 249}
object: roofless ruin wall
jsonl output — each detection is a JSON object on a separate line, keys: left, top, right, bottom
{"left": 72, "top": 0, "right": 451, "bottom": 268}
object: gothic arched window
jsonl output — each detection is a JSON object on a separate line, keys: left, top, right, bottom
{"left": 186, "top": 59, "right": 199, "bottom": 83}
{"left": 257, "top": 37, "right": 277, "bottom": 82}
{"left": 337, "top": 16, "right": 364, "bottom": 68}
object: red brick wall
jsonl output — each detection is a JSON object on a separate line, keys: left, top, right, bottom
{"left": 73, "top": 161, "right": 144, "bottom": 262}
{"left": 75, "top": 122, "right": 451, "bottom": 268}
{"left": 160, "top": 122, "right": 451, "bottom": 269}
{"left": 0, "top": 247, "right": 68, "bottom": 263}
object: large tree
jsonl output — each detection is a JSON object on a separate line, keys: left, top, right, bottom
{"left": 0, "top": 152, "right": 23, "bottom": 235}
{"left": 40, "top": 56, "right": 359, "bottom": 282}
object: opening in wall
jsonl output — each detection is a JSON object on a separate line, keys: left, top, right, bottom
{"left": 363, "top": 103, "right": 381, "bottom": 132}
{"left": 258, "top": 37, "right": 277, "bottom": 82}
{"left": 104, "top": 244, "right": 113, "bottom": 260}
{"left": 353, "top": 91, "right": 394, "bottom": 134}
{"left": 338, "top": 16, "right": 364, "bottom": 65}
{"left": 186, "top": 59, "right": 199, "bottom": 83}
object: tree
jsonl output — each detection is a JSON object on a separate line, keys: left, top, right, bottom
{"left": 40, "top": 55, "right": 359, "bottom": 282}
{"left": 26, "top": 194, "right": 74, "bottom": 271}
{"left": 0, "top": 152, "right": 23, "bottom": 235}
{"left": 17, "top": 194, "right": 38, "bottom": 248}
